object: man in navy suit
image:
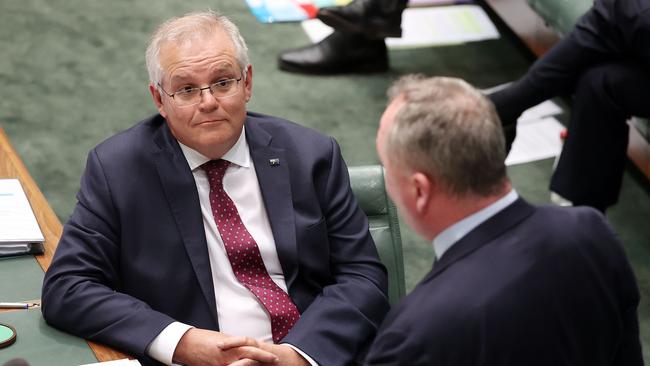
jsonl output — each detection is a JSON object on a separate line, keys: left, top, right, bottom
{"left": 366, "top": 75, "right": 643, "bottom": 365}
{"left": 490, "top": 0, "right": 650, "bottom": 212}
{"left": 42, "top": 11, "right": 389, "bottom": 366}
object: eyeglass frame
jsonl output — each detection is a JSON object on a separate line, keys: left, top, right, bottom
{"left": 157, "top": 73, "right": 245, "bottom": 107}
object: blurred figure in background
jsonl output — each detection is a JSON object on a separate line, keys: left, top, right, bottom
{"left": 489, "top": 0, "right": 650, "bottom": 212}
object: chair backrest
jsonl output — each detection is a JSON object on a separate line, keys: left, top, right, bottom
{"left": 348, "top": 165, "right": 405, "bottom": 305}
{"left": 526, "top": 0, "right": 590, "bottom": 36}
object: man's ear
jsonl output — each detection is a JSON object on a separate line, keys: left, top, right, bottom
{"left": 244, "top": 65, "right": 253, "bottom": 102}
{"left": 411, "top": 172, "right": 433, "bottom": 215}
{"left": 149, "top": 84, "right": 167, "bottom": 118}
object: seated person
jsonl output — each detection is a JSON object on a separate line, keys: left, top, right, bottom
{"left": 489, "top": 0, "right": 650, "bottom": 212}
{"left": 365, "top": 75, "right": 643, "bottom": 365}
{"left": 42, "top": 10, "right": 389, "bottom": 366}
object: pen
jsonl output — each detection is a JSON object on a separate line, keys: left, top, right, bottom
{"left": 0, "top": 302, "right": 32, "bottom": 309}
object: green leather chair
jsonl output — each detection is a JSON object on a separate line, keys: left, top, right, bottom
{"left": 348, "top": 165, "right": 406, "bottom": 305}
{"left": 526, "top": 0, "right": 590, "bottom": 36}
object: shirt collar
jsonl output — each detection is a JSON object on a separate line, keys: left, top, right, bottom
{"left": 178, "top": 126, "right": 250, "bottom": 171}
{"left": 432, "top": 189, "right": 518, "bottom": 260}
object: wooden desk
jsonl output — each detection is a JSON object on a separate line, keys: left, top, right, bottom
{"left": 0, "top": 127, "right": 126, "bottom": 363}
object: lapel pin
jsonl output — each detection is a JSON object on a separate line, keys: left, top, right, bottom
{"left": 269, "top": 158, "right": 280, "bottom": 166}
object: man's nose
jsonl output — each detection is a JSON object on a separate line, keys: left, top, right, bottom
{"left": 198, "top": 88, "right": 219, "bottom": 110}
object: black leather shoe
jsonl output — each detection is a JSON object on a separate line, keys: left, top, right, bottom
{"left": 278, "top": 32, "right": 388, "bottom": 74}
{"left": 317, "top": 0, "right": 406, "bottom": 39}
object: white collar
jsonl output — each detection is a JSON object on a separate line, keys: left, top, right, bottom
{"left": 178, "top": 126, "right": 250, "bottom": 171}
{"left": 432, "top": 189, "right": 519, "bottom": 260}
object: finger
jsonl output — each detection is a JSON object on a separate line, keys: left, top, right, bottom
{"left": 218, "top": 336, "right": 259, "bottom": 350}
{"left": 237, "top": 346, "right": 279, "bottom": 364}
{"left": 228, "top": 359, "right": 262, "bottom": 366}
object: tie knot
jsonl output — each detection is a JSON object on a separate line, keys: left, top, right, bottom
{"left": 202, "top": 159, "right": 230, "bottom": 182}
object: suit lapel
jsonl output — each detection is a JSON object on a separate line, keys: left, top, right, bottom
{"left": 245, "top": 120, "right": 299, "bottom": 288}
{"left": 422, "top": 198, "right": 536, "bottom": 283}
{"left": 152, "top": 121, "right": 218, "bottom": 324}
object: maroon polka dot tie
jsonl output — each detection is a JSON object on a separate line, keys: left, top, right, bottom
{"left": 202, "top": 159, "right": 300, "bottom": 343}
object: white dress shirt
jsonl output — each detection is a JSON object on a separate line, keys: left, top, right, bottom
{"left": 433, "top": 189, "right": 519, "bottom": 260}
{"left": 147, "top": 127, "right": 316, "bottom": 365}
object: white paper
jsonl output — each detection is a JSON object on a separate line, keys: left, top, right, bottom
{"left": 517, "top": 100, "right": 563, "bottom": 123}
{"left": 79, "top": 359, "right": 142, "bottom": 366}
{"left": 505, "top": 116, "right": 566, "bottom": 166}
{"left": 302, "top": 5, "right": 499, "bottom": 49}
{"left": 0, "top": 179, "right": 44, "bottom": 243}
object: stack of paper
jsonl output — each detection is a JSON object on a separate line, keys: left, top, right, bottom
{"left": 0, "top": 179, "right": 44, "bottom": 257}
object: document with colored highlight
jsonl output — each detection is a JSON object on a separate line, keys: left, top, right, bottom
{"left": 0, "top": 179, "right": 44, "bottom": 257}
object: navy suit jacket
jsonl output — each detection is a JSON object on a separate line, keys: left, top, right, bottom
{"left": 573, "top": 0, "right": 650, "bottom": 65}
{"left": 42, "top": 112, "right": 390, "bottom": 366}
{"left": 365, "top": 199, "right": 642, "bottom": 365}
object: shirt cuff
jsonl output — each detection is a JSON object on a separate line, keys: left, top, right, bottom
{"left": 282, "top": 343, "right": 319, "bottom": 366}
{"left": 146, "top": 322, "right": 194, "bottom": 366}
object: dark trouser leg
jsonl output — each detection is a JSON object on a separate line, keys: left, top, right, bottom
{"left": 550, "top": 61, "right": 650, "bottom": 210}
{"left": 317, "top": 0, "right": 408, "bottom": 39}
{"left": 377, "top": 0, "right": 408, "bottom": 15}
{"left": 488, "top": 6, "right": 620, "bottom": 153}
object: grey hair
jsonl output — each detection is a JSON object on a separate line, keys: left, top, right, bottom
{"left": 384, "top": 75, "right": 507, "bottom": 197}
{"left": 145, "top": 10, "right": 250, "bottom": 86}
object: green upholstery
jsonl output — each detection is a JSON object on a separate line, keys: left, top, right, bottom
{"left": 348, "top": 165, "right": 406, "bottom": 305}
{"left": 526, "top": 0, "right": 591, "bottom": 36}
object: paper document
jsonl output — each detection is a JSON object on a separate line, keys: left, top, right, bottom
{"left": 302, "top": 5, "right": 499, "bottom": 48}
{"left": 245, "top": 0, "right": 353, "bottom": 23}
{"left": 518, "top": 100, "right": 563, "bottom": 123}
{"left": 79, "top": 359, "right": 142, "bottom": 366}
{"left": 0, "top": 179, "right": 44, "bottom": 256}
{"left": 482, "top": 83, "right": 567, "bottom": 166}
{"left": 506, "top": 116, "right": 566, "bottom": 166}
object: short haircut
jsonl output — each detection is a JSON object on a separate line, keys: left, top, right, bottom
{"left": 145, "top": 10, "right": 250, "bottom": 86}
{"left": 384, "top": 75, "right": 507, "bottom": 197}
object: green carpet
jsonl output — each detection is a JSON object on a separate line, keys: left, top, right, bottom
{"left": 1, "top": 0, "right": 648, "bottom": 362}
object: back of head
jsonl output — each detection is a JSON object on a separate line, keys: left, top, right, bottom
{"left": 145, "top": 10, "right": 250, "bottom": 86}
{"left": 384, "top": 75, "right": 507, "bottom": 198}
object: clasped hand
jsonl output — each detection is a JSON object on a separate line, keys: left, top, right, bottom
{"left": 173, "top": 328, "right": 310, "bottom": 366}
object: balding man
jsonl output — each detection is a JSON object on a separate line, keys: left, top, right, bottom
{"left": 366, "top": 75, "right": 642, "bottom": 365}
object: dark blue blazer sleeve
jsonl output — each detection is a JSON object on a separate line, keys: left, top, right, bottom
{"left": 41, "top": 148, "right": 176, "bottom": 358}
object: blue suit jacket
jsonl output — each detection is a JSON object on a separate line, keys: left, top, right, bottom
{"left": 42, "top": 112, "right": 390, "bottom": 366}
{"left": 365, "top": 199, "right": 642, "bottom": 365}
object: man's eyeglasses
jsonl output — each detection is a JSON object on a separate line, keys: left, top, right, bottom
{"left": 158, "top": 76, "right": 243, "bottom": 107}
